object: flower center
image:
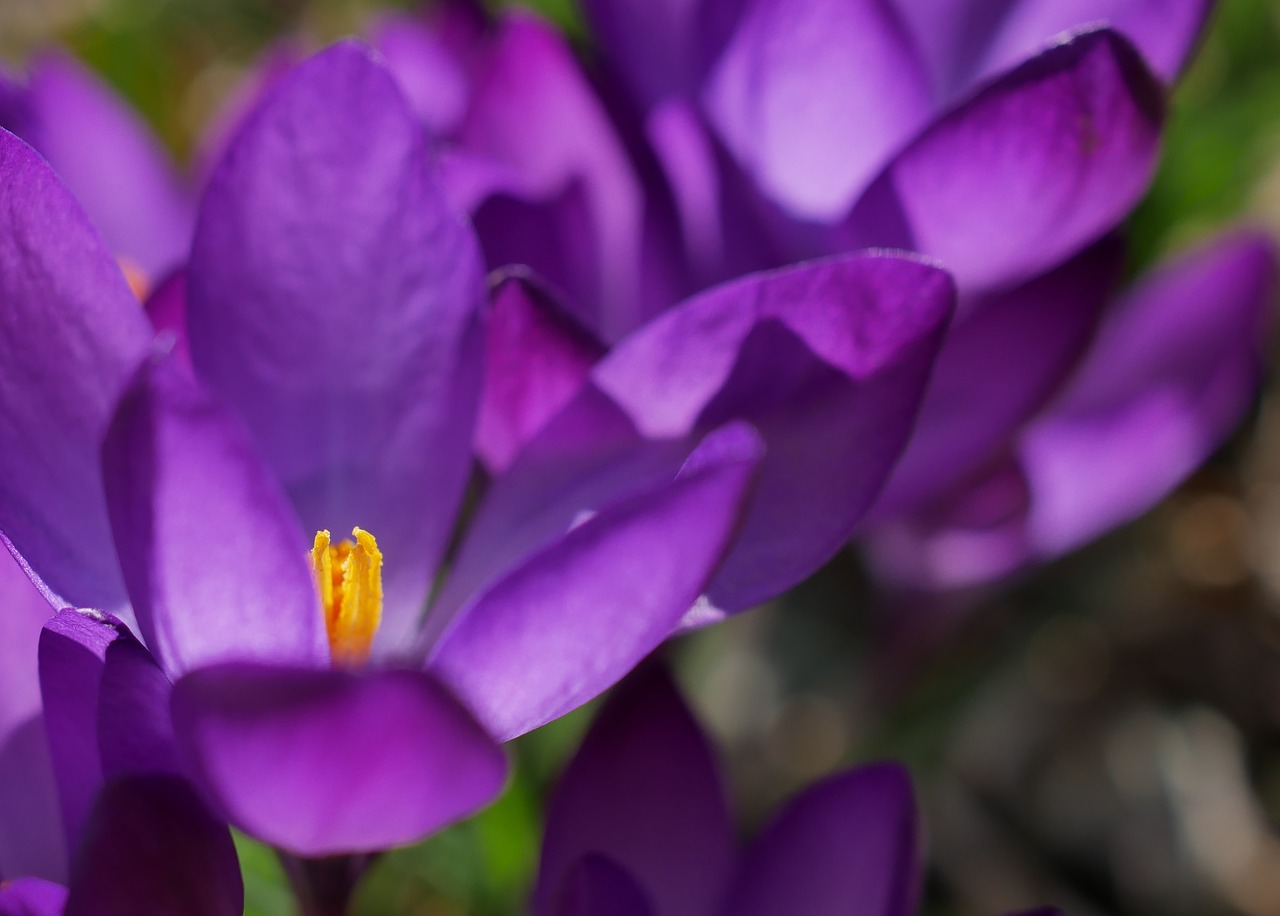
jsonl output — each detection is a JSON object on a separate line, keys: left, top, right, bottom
{"left": 311, "top": 527, "right": 383, "bottom": 667}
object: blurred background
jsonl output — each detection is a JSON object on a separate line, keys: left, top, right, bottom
{"left": 5, "top": 0, "right": 1280, "bottom": 913}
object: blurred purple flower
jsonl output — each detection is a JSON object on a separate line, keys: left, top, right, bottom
{"left": 534, "top": 664, "right": 1058, "bottom": 916}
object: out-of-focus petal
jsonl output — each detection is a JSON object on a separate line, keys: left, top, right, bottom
{"left": 188, "top": 41, "right": 485, "bottom": 649}
{"left": 0, "top": 551, "right": 62, "bottom": 883}
{"left": 595, "top": 252, "right": 953, "bottom": 614}
{"left": 63, "top": 774, "right": 242, "bottom": 916}
{"left": 0, "top": 878, "right": 67, "bottom": 916}
{"left": 171, "top": 664, "right": 507, "bottom": 856}
{"left": 1020, "top": 230, "right": 1275, "bottom": 555}
{"left": 536, "top": 665, "right": 734, "bottom": 916}
{"left": 843, "top": 28, "right": 1163, "bottom": 293}
{"left": 143, "top": 270, "right": 191, "bottom": 377}
{"left": 477, "top": 273, "right": 606, "bottom": 473}
{"left": 456, "top": 13, "right": 645, "bottom": 340}
{"left": 373, "top": 13, "right": 471, "bottom": 135}
{"left": 0, "top": 129, "right": 150, "bottom": 612}
{"left": 429, "top": 423, "right": 762, "bottom": 741}
{"left": 721, "top": 763, "right": 921, "bottom": 916}
{"left": 27, "top": 52, "right": 194, "bottom": 276}
{"left": 703, "top": 0, "right": 932, "bottom": 222}
{"left": 550, "top": 856, "right": 655, "bottom": 916}
{"left": 102, "top": 355, "right": 326, "bottom": 677}
{"left": 870, "top": 238, "right": 1123, "bottom": 519}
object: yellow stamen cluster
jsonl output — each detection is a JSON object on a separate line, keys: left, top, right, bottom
{"left": 311, "top": 527, "right": 383, "bottom": 667}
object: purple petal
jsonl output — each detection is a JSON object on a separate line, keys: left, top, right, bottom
{"left": 96, "top": 637, "right": 181, "bottom": 781}
{"left": 477, "top": 273, "right": 606, "bottom": 473}
{"left": 373, "top": 13, "right": 471, "bottom": 135}
{"left": 429, "top": 423, "right": 762, "bottom": 741}
{"left": 869, "top": 238, "right": 1123, "bottom": 519}
{"left": 722, "top": 763, "right": 921, "bottom": 916}
{"left": 0, "top": 551, "right": 62, "bottom": 882}
{"left": 703, "top": 0, "right": 933, "bottom": 222}
{"left": 537, "top": 666, "right": 734, "bottom": 916}
{"left": 550, "top": 856, "right": 655, "bottom": 916}
{"left": 0, "top": 878, "right": 67, "bottom": 916}
{"left": 143, "top": 270, "right": 191, "bottom": 377}
{"left": 455, "top": 13, "right": 646, "bottom": 340}
{"left": 1020, "top": 230, "right": 1275, "bottom": 555}
{"left": 843, "top": 28, "right": 1163, "bottom": 293}
{"left": 37, "top": 610, "right": 127, "bottom": 863}
{"left": 0, "top": 129, "right": 151, "bottom": 612}
{"left": 27, "top": 52, "right": 194, "bottom": 277}
{"left": 63, "top": 774, "right": 242, "bottom": 916}
{"left": 594, "top": 253, "right": 954, "bottom": 613}
{"left": 102, "top": 354, "right": 326, "bottom": 676}
{"left": 171, "top": 664, "right": 507, "bottom": 856}
{"left": 188, "top": 41, "right": 485, "bottom": 648}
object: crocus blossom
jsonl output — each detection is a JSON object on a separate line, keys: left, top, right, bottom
{"left": 0, "top": 35, "right": 954, "bottom": 858}
{"left": 535, "top": 664, "right": 1059, "bottom": 916}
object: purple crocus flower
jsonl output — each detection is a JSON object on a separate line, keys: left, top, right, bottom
{"left": 0, "top": 36, "right": 955, "bottom": 858}
{"left": 534, "top": 665, "right": 1058, "bottom": 916}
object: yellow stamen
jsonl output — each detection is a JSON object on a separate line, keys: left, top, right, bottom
{"left": 118, "top": 257, "right": 151, "bottom": 301}
{"left": 310, "top": 527, "right": 383, "bottom": 666}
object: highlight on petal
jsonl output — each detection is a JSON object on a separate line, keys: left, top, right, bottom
{"left": 536, "top": 665, "right": 734, "bottom": 916}
{"left": 476, "top": 273, "right": 606, "bottom": 474}
{"left": 171, "top": 664, "right": 508, "bottom": 856}
{"left": 102, "top": 354, "right": 327, "bottom": 677}
{"left": 62, "top": 774, "right": 242, "bottom": 916}
{"left": 372, "top": 13, "right": 471, "bottom": 134}
{"left": 0, "top": 128, "right": 151, "bottom": 612}
{"left": 188, "top": 40, "right": 485, "bottom": 649}
{"left": 703, "top": 0, "right": 933, "bottom": 222}
{"left": 550, "top": 856, "right": 655, "bottom": 916}
{"left": 428, "top": 422, "right": 762, "bottom": 741}
{"left": 27, "top": 51, "right": 194, "bottom": 276}
{"left": 843, "top": 28, "right": 1163, "bottom": 293}
{"left": 0, "top": 878, "right": 68, "bottom": 916}
{"left": 0, "top": 550, "right": 62, "bottom": 883}
{"left": 722, "top": 763, "right": 921, "bottom": 916}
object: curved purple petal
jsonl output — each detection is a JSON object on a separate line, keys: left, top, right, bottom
{"left": 0, "top": 878, "right": 67, "bottom": 916}
{"left": 102, "top": 355, "right": 326, "bottom": 677}
{"left": 187, "top": 41, "right": 485, "bottom": 648}
{"left": 703, "top": 0, "right": 933, "bottom": 222}
{"left": 96, "top": 637, "right": 180, "bottom": 781}
{"left": 722, "top": 763, "right": 921, "bottom": 916}
{"left": 171, "top": 664, "right": 507, "bottom": 856}
{"left": 143, "top": 269, "right": 191, "bottom": 377}
{"left": 595, "top": 252, "right": 954, "bottom": 614}
{"left": 373, "top": 13, "right": 471, "bottom": 135}
{"left": 869, "top": 237, "right": 1123, "bottom": 519}
{"left": 27, "top": 52, "right": 194, "bottom": 277}
{"left": 429, "top": 422, "right": 762, "bottom": 741}
{"left": 550, "top": 856, "right": 655, "bottom": 916}
{"left": 63, "top": 774, "right": 242, "bottom": 916}
{"left": 477, "top": 273, "right": 606, "bottom": 474}
{"left": 843, "top": 28, "right": 1163, "bottom": 294}
{"left": 537, "top": 665, "right": 734, "bottom": 916}
{"left": 0, "top": 129, "right": 151, "bottom": 612}
{"left": 0, "top": 551, "right": 62, "bottom": 883}
{"left": 455, "top": 13, "right": 646, "bottom": 340}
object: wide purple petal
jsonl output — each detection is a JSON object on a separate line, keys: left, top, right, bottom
{"left": 0, "top": 551, "right": 62, "bottom": 882}
{"left": 476, "top": 273, "right": 606, "bottom": 474}
{"left": 869, "top": 238, "right": 1123, "bottom": 519}
{"left": 455, "top": 13, "right": 646, "bottom": 340}
{"left": 703, "top": 0, "right": 933, "bottom": 222}
{"left": 843, "top": 28, "right": 1163, "bottom": 294}
{"left": 1019, "top": 230, "right": 1275, "bottom": 555}
{"left": 188, "top": 41, "right": 485, "bottom": 647}
{"left": 102, "top": 354, "right": 326, "bottom": 676}
{"left": 0, "top": 129, "right": 150, "bottom": 611}
{"left": 537, "top": 665, "right": 735, "bottom": 916}
{"left": 373, "top": 13, "right": 471, "bottom": 135}
{"left": 595, "top": 253, "right": 953, "bottom": 614}
{"left": 63, "top": 774, "right": 242, "bottom": 916}
{"left": 171, "top": 664, "right": 507, "bottom": 856}
{"left": 27, "top": 52, "right": 194, "bottom": 277}
{"left": 721, "top": 763, "right": 921, "bottom": 916}
{"left": 428, "top": 423, "right": 762, "bottom": 741}
{"left": 0, "top": 878, "right": 67, "bottom": 916}
{"left": 550, "top": 856, "right": 655, "bottom": 916}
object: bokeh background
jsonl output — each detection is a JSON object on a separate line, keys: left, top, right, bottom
{"left": 5, "top": 1, "right": 1280, "bottom": 913}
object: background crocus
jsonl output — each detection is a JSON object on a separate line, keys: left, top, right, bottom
{"left": 534, "top": 664, "right": 1059, "bottom": 916}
